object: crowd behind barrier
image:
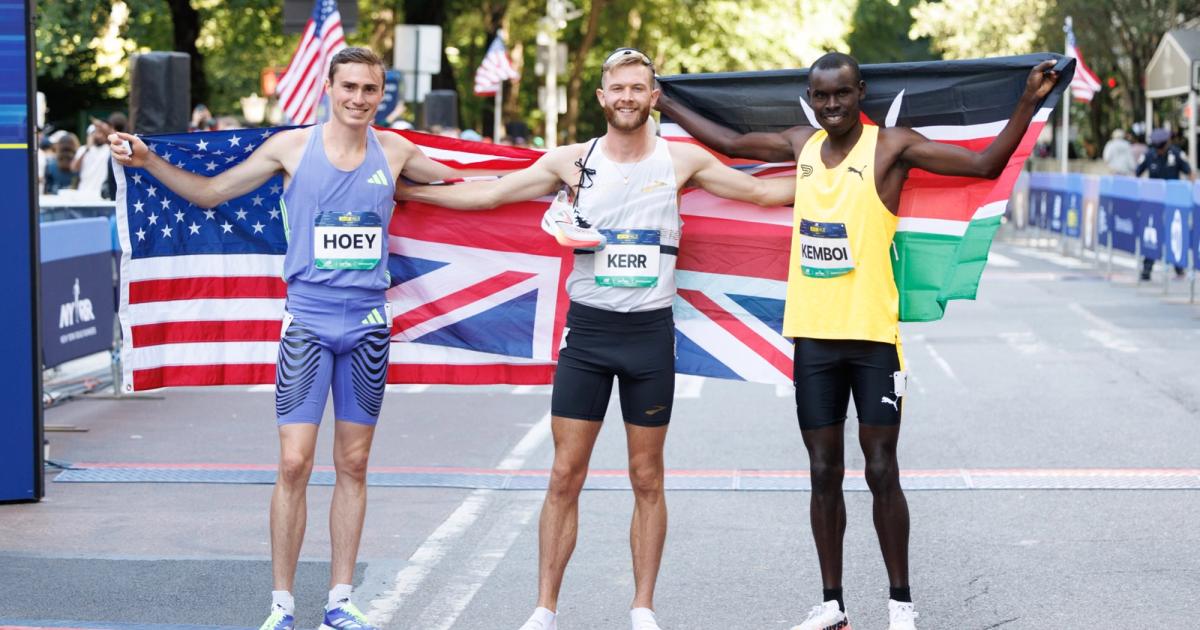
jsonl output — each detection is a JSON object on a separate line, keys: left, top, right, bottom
{"left": 1019, "top": 172, "right": 1199, "bottom": 288}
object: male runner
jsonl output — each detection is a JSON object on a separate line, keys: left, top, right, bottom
{"left": 110, "top": 47, "right": 464, "bottom": 630}
{"left": 657, "top": 53, "right": 1060, "bottom": 630}
{"left": 397, "top": 48, "right": 794, "bottom": 630}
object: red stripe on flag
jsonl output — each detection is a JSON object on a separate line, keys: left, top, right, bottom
{"left": 675, "top": 216, "right": 791, "bottom": 280}
{"left": 392, "top": 270, "right": 538, "bottom": 335}
{"left": 676, "top": 288, "right": 792, "bottom": 378}
{"left": 133, "top": 364, "right": 277, "bottom": 390}
{"left": 388, "top": 363, "right": 554, "bottom": 385}
{"left": 133, "top": 320, "right": 282, "bottom": 346}
{"left": 129, "top": 276, "right": 286, "bottom": 304}
{"left": 391, "top": 202, "right": 568, "bottom": 256}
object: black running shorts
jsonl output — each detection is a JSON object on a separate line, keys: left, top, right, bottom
{"left": 551, "top": 302, "right": 675, "bottom": 426}
{"left": 793, "top": 337, "right": 905, "bottom": 430}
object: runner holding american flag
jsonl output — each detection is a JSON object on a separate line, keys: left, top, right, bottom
{"left": 110, "top": 47, "right": 467, "bottom": 630}
{"left": 657, "top": 53, "right": 1062, "bottom": 630}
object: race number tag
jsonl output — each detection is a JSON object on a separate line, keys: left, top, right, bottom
{"left": 313, "top": 211, "right": 383, "bottom": 270}
{"left": 798, "top": 219, "right": 855, "bottom": 278}
{"left": 594, "top": 229, "right": 660, "bottom": 287}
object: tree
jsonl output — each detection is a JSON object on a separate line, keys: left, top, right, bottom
{"left": 847, "top": 0, "right": 938, "bottom": 63}
{"left": 34, "top": 1, "right": 122, "bottom": 130}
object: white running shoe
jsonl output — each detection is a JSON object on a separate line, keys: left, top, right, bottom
{"left": 540, "top": 191, "right": 606, "bottom": 250}
{"left": 631, "top": 607, "right": 661, "bottom": 630}
{"left": 887, "top": 599, "right": 918, "bottom": 630}
{"left": 518, "top": 607, "right": 557, "bottom": 630}
{"left": 789, "top": 600, "right": 851, "bottom": 630}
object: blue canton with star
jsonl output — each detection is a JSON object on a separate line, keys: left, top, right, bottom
{"left": 123, "top": 127, "right": 299, "bottom": 259}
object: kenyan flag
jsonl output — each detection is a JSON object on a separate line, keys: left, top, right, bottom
{"left": 659, "top": 54, "right": 1074, "bottom": 321}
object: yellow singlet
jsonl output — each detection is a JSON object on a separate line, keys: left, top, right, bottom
{"left": 781, "top": 124, "right": 900, "bottom": 344}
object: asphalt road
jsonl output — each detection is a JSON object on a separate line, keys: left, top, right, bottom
{"left": 2, "top": 236, "right": 1198, "bottom": 630}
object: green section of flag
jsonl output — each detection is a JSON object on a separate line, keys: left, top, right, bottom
{"left": 892, "top": 214, "right": 1003, "bottom": 323}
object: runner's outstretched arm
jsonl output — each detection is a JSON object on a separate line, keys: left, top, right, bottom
{"left": 670, "top": 142, "right": 794, "bottom": 207}
{"left": 109, "top": 130, "right": 291, "bottom": 208}
{"left": 894, "top": 59, "right": 1060, "bottom": 179}
{"left": 655, "top": 89, "right": 799, "bottom": 163}
{"left": 396, "top": 146, "right": 569, "bottom": 210}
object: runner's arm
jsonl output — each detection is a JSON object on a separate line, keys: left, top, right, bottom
{"left": 109, "top": 130, "right": 289, "bottom": 208}
{"left": 897, "top": 59, "right": 1059, "bottom": 179}
{"left": 396, "top": 148, "right": 567, "bottom": 210}
{"left": 673, "top": 143, "right": 794, "bottom": 206}
{"left": 656, "top": 89, "right": 798, "bottom": 163}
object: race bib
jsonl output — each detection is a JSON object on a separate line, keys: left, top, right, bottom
{"left": 798, "top": 219, "right": 854, "bottom": 278}
{"left": 313, "top": 211, "right": 383, "bottom": 270}
{"left": 594, "top": 229, "right": 660, "bottom": 287}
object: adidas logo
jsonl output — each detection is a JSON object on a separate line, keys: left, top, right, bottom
{"left": 367, "top": 169, "right": 390, "bottom": 185}
{"left": 361, "top": 307, "right": 387, "bottom": 325}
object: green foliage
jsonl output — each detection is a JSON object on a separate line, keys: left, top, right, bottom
{"left": 34, "top": 1, "right": 122, "bottom": 130}
{"left": 847, "top": 0, "right": 938, "bottom": 63}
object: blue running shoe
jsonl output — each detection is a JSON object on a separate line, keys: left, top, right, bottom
{"left": 320, "top": 601, "right": 378, "bottom": 630}
{"left": 258, "top": 609, "right": 295, "bottom": 630}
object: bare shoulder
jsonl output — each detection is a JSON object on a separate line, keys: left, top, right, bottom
{"left": 538, "top": 142, "right": 591, "bottom": 176}
{"left": 264, "top": 126, "right": 312, "bottom": 150}
{"left": 878, "top": 126, "right": 926, "bottom": 147}
{"left": 374, "top": 127, "right": 419, "bottom": 157}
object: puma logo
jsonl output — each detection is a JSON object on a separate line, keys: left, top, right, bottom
{"left": 800, "top": 164, "right": 814, "bottom": 178}
{"left": 644, "top": 404, "right": 668, "bottom": 416}
{"left": 847, "top": 164, "right": 868, "bottom": 180}
{"left": 881, "top": 395, "right": 899, "bottom": 412}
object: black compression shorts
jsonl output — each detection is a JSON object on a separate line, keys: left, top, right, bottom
{"left": 551, "top": 302, "right": 675, "bottom": 426}
{"left": 793, "top": 337, "right": 905, "bottom": 430}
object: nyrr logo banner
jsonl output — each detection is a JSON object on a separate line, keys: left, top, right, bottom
{"left": 39, "top": 252, "right": 115, "bottom": 368}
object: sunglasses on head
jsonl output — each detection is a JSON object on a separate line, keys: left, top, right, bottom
{"left": 603, "top": 48, "right": 653, "bottom": 68}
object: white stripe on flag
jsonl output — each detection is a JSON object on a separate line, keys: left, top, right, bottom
{"left": 127, "top": 254, "right": 284, "bottom": 280}
{"left": 126, "top": 298, "right": 285, "bottom": 325}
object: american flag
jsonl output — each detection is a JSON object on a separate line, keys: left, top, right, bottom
{"left": 473, "top": 32, "right": 520, "bottom": 96}
{"left": 277, "top": 0, "right": 347, "bottom": 124}
{"left": 1066, "top": 22, "right": 1101, "bottom": 102}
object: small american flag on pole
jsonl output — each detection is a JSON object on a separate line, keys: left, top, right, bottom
{"left": 1066, "top": 22, "right": 1101, "bottom": 102}
{"left": 277, "top": 0, "right": 347, "bottom": 124}
{"left": 474, "top": 32, "right": 520, "bottom": 96}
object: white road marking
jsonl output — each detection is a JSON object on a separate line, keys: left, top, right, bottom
{"left": 998, "top": 331, "right": 1046, "bottom": 356}
{"left": 366, "top": 412, "right": 552, "bottom": 625}
{"left": 923, "top": 341, "right": 961, "bottom": 385}
{"left": 1067, "top": 303, "right": 1140, "bottom": 354}
{"left": 675, "top": 373, "right": 706, "bottom": 399}
{"left": 986, "top": 251, "right": 1020, "bottom": 268}
{"left": 411, "top": 499, "right": 539, "bottom": 630}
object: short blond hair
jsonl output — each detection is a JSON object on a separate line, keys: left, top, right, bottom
{"left": 601, "top": 48, "right": 654, "bottom": 87}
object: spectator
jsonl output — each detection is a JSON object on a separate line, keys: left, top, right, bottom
{"left": 460, "top": 129, "right": 483, "bottom": 142}
{"left": 190, "top": 104, "right": 215, "bottom": 131}
{"left": 44, "top": 131, "right": 79, "bottom": 194}
{"left": 72, "top": 122, "right": 111, "bottom": 198}
{"left": 37, "top": 132, "right": 53, "bottom": 189}
{"left": 1102, "top": 129, "right": 1136, "bottom": 175}
{"left": 1136, "top": 128, "right": 1191, "bottom": 280}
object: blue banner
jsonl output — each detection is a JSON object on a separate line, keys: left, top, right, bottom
{"left": 39, "top": 218, "right": 115, "bottom": 368}
{"left": 1163, "top": 180, "right": 1192, "bottom": 269}
{"left": 1194, "top": 183, "right": 1200, "bottom": 270}
{"left": 0, "top": 0, "right": 40, "bottom": 503}
{"left": 375, "top": 70, "right": 403, "bottom": 125}
{"left": 1064, "top": 173, "right": 1083, "bottom": 238}
{"left": 1138, "top": 179, "right": 1166, "bottom": 261}
{"left": 1108, "top": 177, "right": 1140, "bottom": 254}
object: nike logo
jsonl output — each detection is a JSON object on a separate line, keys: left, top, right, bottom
{"left": 846, "top": 164, "right": 867, "bottom": 180}
{"left": 644, "top": 404, "right": 668, "bottom": 416}
{"left": 366, "top": 168, "right": 390, "bottom": 185}
{"left": 641, "top": 180, "right": 668, "bottom": 192}
{"left": 881, "top": 395, "right": 899, "bottom": 411}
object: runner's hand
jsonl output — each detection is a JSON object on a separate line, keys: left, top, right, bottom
{"left": 1026, "top": 59, "right": 1059, "bottom": 100}
{"left": 109, "top": 132, "right": 147, "bottom": 168}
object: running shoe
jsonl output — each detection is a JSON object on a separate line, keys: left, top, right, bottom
{"left": 631, "top": 607, "right": 662, "bottom": 629}
{"left": 517, "top": 608, "right": 558, "bottom": 630}
{"left": 541, "top": 190, "right": 606, "bottom": 250}
{"left": 887, "top": 599, "right": 919, "bottom": 630}
{"left": 319, "top": 601, "right": 378, "bottom": 630}
{"left": 257, "top": 609, "right": 294, "bottom": 630}
{"left": 789, "top": 600, "right": 851, "bottom": 630}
